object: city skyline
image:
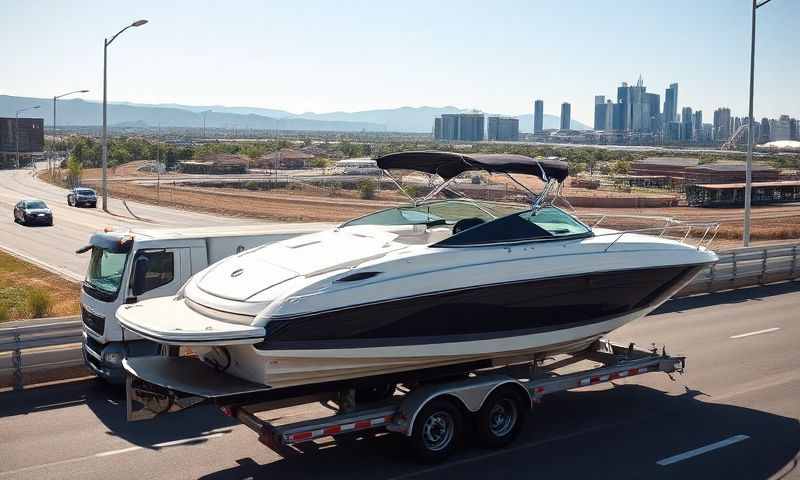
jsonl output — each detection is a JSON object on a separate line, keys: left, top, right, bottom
{"left": 2, "top": 0, "right": 798, "bottom": 125}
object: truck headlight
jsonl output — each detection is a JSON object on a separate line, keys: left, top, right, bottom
{"left": 104, "top": 352, "right": 123, "bottom": 365}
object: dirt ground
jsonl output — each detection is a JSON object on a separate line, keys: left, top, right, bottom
{"left": 0, "top": 250, "right": 80, "bottom": 321}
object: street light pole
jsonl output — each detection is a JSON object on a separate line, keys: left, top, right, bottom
{"left": 101, "top": 19, "right": 148, "bottom": 212}
{"left": 744, "top": 0, "right": 775, "bottom": 247}
{"left": 15, "top": 105, "right": 40, "bottom": 169}
{"left": 201, "top": 110, "right": 211, "bottom": 138}
{"left": 53, "top": 89, "right": 89, "bottom": 174}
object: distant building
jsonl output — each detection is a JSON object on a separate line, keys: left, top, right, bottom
{"left": 594, "top": 96, "right": 608, "bottom": 130}
{"left": 647, "top": 92, "right": 661, "bottom": 133}
{"left": 693, "top": 110, "right": 703, "bottom": 142}
{"left": 179, "top": 153, "right": 248, "bottom": 174}
{"left": 560, "top": 103, "right": 571, "bottom": 130}
{"left": 257, "top": 149, "right": 315, "bottom": 169}
{"left": 632, "top": 156, "right": 779, "bottom": 185}
{"left": 663, "top": 83, "right": 679, "bottom": 124}
{"left": 665, "top": 121, "right": 681, "bottom": 141}
{"left": 770, "top": 115, "right": 792, "bottom": 141}
{"left": 681, "top": 107, "right": 693, "bottom": 142}
{"left": 433, "top": 118, "right": 442, "bottom": 140}
{"left": 487, "top": 116, "right": 520, "bottom": 141}
{"left": 759, "top": 117, "right": 771, "bottom": 144}
{"left": 713, "top": 107, "right": 732, "bottom": 141}
{"left": 533, "top": 100, "right": 544, "bottom": 133}
{"left": 434, "top": 113, "right": 485, "bottom": 141}
{"left": 790, "top": 118, "right": 799, "bottom": 140}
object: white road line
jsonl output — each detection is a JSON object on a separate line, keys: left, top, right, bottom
{"left": 0, "top": 433, "right": 225, "bottom": 476}
{"left": 656, "top": 435, "right": 750, "bottom": 466}
{"left": 730, "top": 327, "right": 780, "bottom": 339}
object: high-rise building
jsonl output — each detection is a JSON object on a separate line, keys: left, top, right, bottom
{"left": 614, "top": 77, "right": 653, "bottom": 132}
{"left": 681, "top": 107, "right": 694, "bottom": 141}
{"left": 759, "top": 118, "right": 771, "bottom": 144}
{"left": 693, "top": 110, "right": 703, "bottom": 142}
{"left": 487, "top": 116, "right": 520, "bottom": 141}
{"left": 560, "top": 103, "right": 571, "bottom": 130}
{"left": 433, "top": 118, "right": 442, "bottom": 140}
{"left": 605, "top": 100, "right": 614, "bottom": 132}
{"left": 663, "top": 83, "right": 679, "bottom": 124}
{"left": 790, "top": 118, "right": 799, "bottom": 140}
{"left": 770, "top": 115, "right": 792, "bottom": 141}
{"left": 713, "top": 107, "right": 732, "bottom": 141}
{"left": 533, "top": 100, "right": 544, "bottom": 133}
{"left": 435, "top": 113, "right": 485, "bottom": 141}
{"left": 612, "top": 103, "right": 625, "bottom": 131}
{"left": 647, "top": 92, "right": 661, "bottom": 133}
{"left": 594, "top": 96, "right": 607, "bottom": 130}
{"left": 665, "top": 121, "right": 681, "bottom": 141}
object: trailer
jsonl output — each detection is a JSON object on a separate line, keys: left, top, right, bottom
{"left": 124, "top": 339, "right": 685, "bottom": 463}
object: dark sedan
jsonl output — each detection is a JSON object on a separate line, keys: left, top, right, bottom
{"left": 67, "top": 187, "right": 97, "bottom": 208}
{"left": 13, "top": 199, "right": 53, "bottom": 226}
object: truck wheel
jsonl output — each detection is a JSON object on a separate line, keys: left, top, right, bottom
{"left": 409, "top": 398, "right": 463, "bottom": 463}
{"left": 475, "top": 387, "right": 527, "bottom": 448}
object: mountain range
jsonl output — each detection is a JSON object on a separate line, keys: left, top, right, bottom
{"left": 1, "top": 95, "right": 589, "bottom": 133}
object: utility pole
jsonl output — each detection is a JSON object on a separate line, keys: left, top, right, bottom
{"left": 744, "top": 0, "right": 776, "bottom": 246}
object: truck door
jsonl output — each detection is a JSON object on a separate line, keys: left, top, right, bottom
{"left": 128, "top": 248, "right": 188, "bottom": 303}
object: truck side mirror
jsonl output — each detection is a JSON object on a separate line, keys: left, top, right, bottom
{"left": 132, "top": 256, "right": 150, "bottom": 296}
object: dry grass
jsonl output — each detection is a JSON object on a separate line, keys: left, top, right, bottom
{"left": 0, "top": 251, "right": 80, "bottom": 322}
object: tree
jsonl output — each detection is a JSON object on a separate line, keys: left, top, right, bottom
{"left": 66, "top": 154, "right": 82, "bottom": 187}
{"left": 358, "top": 179, "right": 377, "bottom": 199}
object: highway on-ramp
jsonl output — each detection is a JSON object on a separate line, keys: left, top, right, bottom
{"left": 0, "top": 167, "right": 252, "bottom": 281}
{"left": 0, "top": 282, "right": 797, "bottom": 479}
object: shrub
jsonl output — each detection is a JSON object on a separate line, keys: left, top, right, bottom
{"left": 358, "top": 179, "right": 377, "bottom": 199}
{"left": 243, "top": 181, "right": 259, "bottom": 191}
{"left": 0, "top": 305, "right": 8, "bottom": 323}
{"left": 25, "top": 289, "right": 53, "bottom": 318}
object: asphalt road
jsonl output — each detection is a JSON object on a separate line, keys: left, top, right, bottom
{"left": 0, "top": 167, "right": 251, "bottom": 281}
{"left": 0, "top": 282, "right": 797, "bottom": 479}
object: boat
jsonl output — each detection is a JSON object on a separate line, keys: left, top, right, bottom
{"left": 118, "top": 151, "right": 718, "bottom": 391}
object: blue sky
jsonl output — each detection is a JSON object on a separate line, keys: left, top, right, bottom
{"left": 2, "top": 0, "right": 797, "bottom": 124}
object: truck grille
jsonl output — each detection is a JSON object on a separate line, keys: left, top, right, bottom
{"left": 82, "top": 306, "right": 105, "bottom": 335}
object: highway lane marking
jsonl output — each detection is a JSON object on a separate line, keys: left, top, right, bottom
{"left": 0, "top": 433, "right": 224, "bottom": 477}
{"left": 656, "top": 435, "right": 750, "bottom": 466}
{"left": 730, "top": 327, "right": 780, "bottom": 339}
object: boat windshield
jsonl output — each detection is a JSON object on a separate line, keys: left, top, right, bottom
{"left": 342, "top": 200, "right": 527, "bottom": 228}
{"left": 435, "top": 207, "right": 591, "bottom": 246}
{"left": 85, "top": 247, "right": 129, "bottom": 300}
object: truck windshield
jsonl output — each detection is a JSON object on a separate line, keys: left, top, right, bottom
{"left": 86, "top": 248, "right": 128, "bottom": 299}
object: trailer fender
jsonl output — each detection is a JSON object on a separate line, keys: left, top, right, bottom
{"left": 390, "top": 375, "right": 529, "bottom": 437}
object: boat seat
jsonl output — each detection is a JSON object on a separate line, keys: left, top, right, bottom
{"left": 453, "top": 217, "right": 485, "bottom": 234}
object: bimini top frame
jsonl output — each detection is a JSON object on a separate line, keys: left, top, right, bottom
{"left": 376, "top": 151, "right": 569, "bottom": 210}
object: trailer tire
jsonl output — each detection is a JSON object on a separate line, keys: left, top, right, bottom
{"left": 409, "top": 398, "right": 463, "bottom": 463}
{"left": 475, "top": 387, "right": 526, "bottom": 448}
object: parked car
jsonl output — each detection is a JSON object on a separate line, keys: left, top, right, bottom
{"left": 67, "top": 187, "right": 97, "bottom": 208}
{"left": 14, "top": 199, "right": 53, "bottom": 226}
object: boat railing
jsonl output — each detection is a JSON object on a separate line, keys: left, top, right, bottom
{"left": 579, "top": 213, "right": 720, "bottom": 252}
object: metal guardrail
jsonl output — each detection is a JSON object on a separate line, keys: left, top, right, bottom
{"left": 677, "top": 243, "right": 800, "bottom": 297}
{"left": 0, "top": 243, "right": 798, "bottom": 390}
{"left": 0, "top": 316, "right": 82, "bottom": 390}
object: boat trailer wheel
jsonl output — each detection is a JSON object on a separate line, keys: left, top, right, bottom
{"left": 422, "top": 410, "right": 455, "bottom": 452}
{"left": 487, "top": 398, "right": 518, "bottom": 437}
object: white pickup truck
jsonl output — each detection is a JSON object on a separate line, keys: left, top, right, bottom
{"left": 78, "top": 224, "right": 327, "bottom": 383}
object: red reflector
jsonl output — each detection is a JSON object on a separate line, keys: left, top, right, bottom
{"left": 220, "top": 406, "right": 234, "bottom": 417}
{"left": 291, "top": 431, "right": 313, "bottom": 442}
{"left": 354, "top": 420, "right": 371, "bottom": 429}
{"left": 324, "top": 425, "right": 341, "bottom": 435}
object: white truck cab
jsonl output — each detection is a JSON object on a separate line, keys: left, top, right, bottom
{"left": 79, "top": 224, "right": 328, "bottom": 383}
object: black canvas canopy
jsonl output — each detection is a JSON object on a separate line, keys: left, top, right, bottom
{"left": 375, "top": 151, "right": 569, "bottom": 182}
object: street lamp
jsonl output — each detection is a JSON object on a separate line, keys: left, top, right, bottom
{"left": 744, "top": 0, "right": 775, "bottom": 247}
{"left": 15, "top": 105, "right": 40, "bottom": 169}
{"left": 52, "top": 89, "right": 89, "bottom": 173}
{"left": 201, "top": 110, "right": 211, "bottom": 138}
{"left": 101, "top": 19, "right": 148, "bottom": 212}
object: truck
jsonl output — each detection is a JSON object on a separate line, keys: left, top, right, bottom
{"left": 125, "top": 339, "right": 686, "bottom": 463}
{"left": 78, "top": 224, "right": 328, "bottom": 383}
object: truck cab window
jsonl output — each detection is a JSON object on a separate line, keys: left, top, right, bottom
{"left": 135, "top": 251, "right": 175, "bottom": 293}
